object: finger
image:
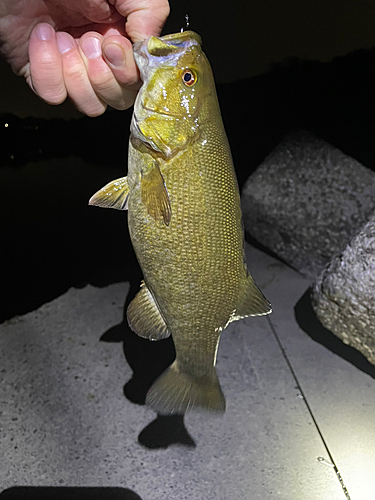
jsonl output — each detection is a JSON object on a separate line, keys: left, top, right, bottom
{"left": 79, "top": 32, "right": 137, "bottom": 110}
{"left": 28, "top": 23, "right": 67, "bottom": 104}
{"left": 73, "top": 0, "right": 122, "bottom": 24}
{"left": 115, "top": 0, "right": 170, "bottom": 41}
{"left": 63, "top": 19, "right": 127, "bottom": 40}
{"left": 56, "top": 31, "right": 107, "bottom": 117}
{"left": 102, "top": 35, "right": 140, "bottom": 89}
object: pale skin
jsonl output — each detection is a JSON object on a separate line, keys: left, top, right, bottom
{"left": 0, "top": 0, "right": 170, "bottom": 116}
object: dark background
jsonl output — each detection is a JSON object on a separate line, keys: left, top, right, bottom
{"left": 2, "top": 0, "right": 375, "bottom": 323}
{"left": 3, "top": 0, "right": 375, "bottom": 118}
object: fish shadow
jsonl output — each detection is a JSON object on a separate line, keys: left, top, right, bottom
{"left": 138, "top": 414, "right": 195, "bottom": 449}
{"left": 294, "top": 288, "right": 375, "bottom": 379}
{"left": 100, "top": 274, "right": 196, "bottom": 449}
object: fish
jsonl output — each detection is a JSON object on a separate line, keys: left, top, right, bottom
{"left": 89, "top": 30, "right": 272, "bottom": 415}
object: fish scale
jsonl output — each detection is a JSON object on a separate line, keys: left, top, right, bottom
{"left": 89, "top": 31, "right": 271, "bottom": 414}
{"left": 128, "top": 140, "right": 240, "bottom": 344}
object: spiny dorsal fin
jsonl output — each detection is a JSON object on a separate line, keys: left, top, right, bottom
{"left": 127, "top": 282, "right": 170, "bottom": 341}
{"left": 230, "top": 274, "right": 272, "bottom": 323}
{"left": 89, "top": 177, "right": 129, "bottom": 210}
{"left": 141, "top": 162, "right": 171, "bottom": 225}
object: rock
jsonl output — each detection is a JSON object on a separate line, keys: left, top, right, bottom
{"left": 241, "top": 130, "right": 375, "bottom": 278}
{"left": 311, "top": 213, "right": 375, "bottom": 365}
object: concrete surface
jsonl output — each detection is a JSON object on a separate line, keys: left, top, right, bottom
{"left": 2, "top": 244, "right": 374, "bottom": 499}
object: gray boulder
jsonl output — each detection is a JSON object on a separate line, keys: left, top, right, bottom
{"left": 311, "top": 213, "right": 375, "bottom": 365}
{"left": 241, "top": 130, "right": 375, "bottom": 278}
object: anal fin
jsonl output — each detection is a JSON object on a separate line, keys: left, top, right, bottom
{"left": 89, "top": 176, "right": 129, "bottom": 210}
{"left": 230, "top": 274, "right": 272, "bottom": 323}
{"left": 127, "top": 282, "right": 170, "bottom": 340}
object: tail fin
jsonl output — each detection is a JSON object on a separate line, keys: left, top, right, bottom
{"left": 145, "top": 361, "right": 226, "bottom": 415}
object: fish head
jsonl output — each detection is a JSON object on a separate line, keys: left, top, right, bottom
{"left": 131, "top": 31, "right": 215, "bottom": 159}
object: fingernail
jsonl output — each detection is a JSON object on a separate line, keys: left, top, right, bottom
{"left": 35, "top": 23, "right": 54, "bottom": 41}
{"left": 103, "top": 43, "right": 126, "bottom": 67}
{"left": 56, "top": 32, "right": 75, "bottom": 54}
{"left": 81, "top": 36, "right": 102, "bottom": 59}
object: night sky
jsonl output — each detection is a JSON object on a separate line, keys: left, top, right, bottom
{"left": 164, "top": 0, "right": 375, "bottom": 81}
{"left": 2, "top": 0, "right": 375, "bottom": 118}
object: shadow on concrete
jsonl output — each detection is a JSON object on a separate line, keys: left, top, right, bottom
{"left": 295, "top": 288, "right": 375, "bottom": 379}
{"left": 100, "top": 277, "right": 176, "bottom": 406}
{"left": 100, "top": 283, "right": 195, "bottom": 449}
{"left": 0, "top": 487, "right": 142, "bottom": 500}
{"left": 138, "top": 414, "right": 196, "bottom": 449}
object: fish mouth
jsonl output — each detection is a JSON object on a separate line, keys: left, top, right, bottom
{"left": 139, "top": 98, "right": 201, "bottom": 122}
{"left": 133, "top": 31, "right": 202, "bottom": 81}
{"left": 133, "top": 31, "right": 201, "bottom": 59}
{"left": 159, "top": 31, "right": 202, "bottom": 46}
{"left": 131, "top": 97, "right": 202, "bottom": 159}
{"left": 140, "top": 101, "right": 180, "bottom": 120}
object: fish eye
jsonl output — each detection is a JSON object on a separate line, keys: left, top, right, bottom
{"left": 182, "top": 68, "right": 196, "bottom": 87}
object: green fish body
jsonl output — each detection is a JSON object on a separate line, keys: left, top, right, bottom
{"left": 90, "top": 31, "right": 271, "bottom": 414}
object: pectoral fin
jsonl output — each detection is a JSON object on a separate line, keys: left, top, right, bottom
{"left": 127, "top": 282, "right": 170, "bottom": 340}
{"left": 141, "top": 162, "right": 171, "bottom": 226}
{"left": 230, "top": 274, "right": 272, "bottom": 323}
{"left": 89, "top": 177, "right": 129, "bottom": 210}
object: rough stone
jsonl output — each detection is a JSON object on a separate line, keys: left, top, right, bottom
{"left": 241, "top": 130, "right": 375, "bottom": 278}
{"left": 311, "top": 212, "right": 375, "bottom": 365}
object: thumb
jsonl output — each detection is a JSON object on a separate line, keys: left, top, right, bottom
{"left": 115, "top": 0, "right": 170, "bottom": 42}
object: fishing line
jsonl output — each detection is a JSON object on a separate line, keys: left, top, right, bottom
{"left": 266, "top": 316, "right": 351, "bottom": 500}
{"left": 180, "top": 14, "right": 190, "bottom": 32}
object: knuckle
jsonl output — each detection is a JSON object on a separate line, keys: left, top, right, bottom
{"left": 63, "top": 63, "right": 87, "bottom": 84}
{"left": 89, "top": 70, "right": 115, "bottom": 91}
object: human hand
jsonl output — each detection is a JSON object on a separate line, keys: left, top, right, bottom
{"left": 0, "top": 0, "right": 170, "bottom": 116}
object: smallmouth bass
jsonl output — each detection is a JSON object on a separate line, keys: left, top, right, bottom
{"left": 89, "top": 31, "right": 272, "bottom": 414}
